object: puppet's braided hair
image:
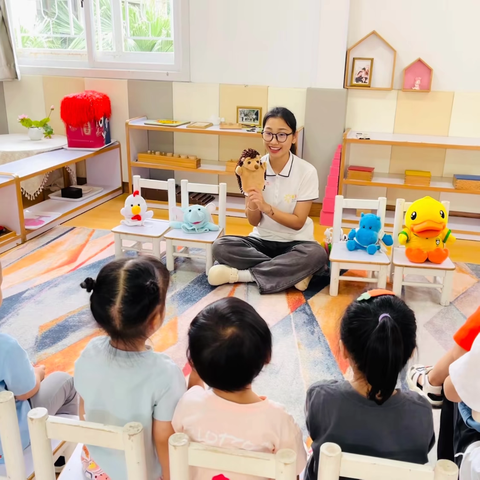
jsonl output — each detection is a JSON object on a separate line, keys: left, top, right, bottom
{"left": 236, "top": 148, "right": 261, "bottom": 194}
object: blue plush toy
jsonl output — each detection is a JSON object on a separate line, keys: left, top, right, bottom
{"left": 347, "top": 213, "right": 393, "bottom": 255}
{"left": 170, "top": 203, "right": 219, "bottom": 234}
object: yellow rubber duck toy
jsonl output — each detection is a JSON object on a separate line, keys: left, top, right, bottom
{"left": 398, "top": 196, "right": 456, "bottom": 264}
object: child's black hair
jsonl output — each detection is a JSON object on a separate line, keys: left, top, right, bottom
{"left": 263, "top": 107, "right": 297, "bottom": 155}
{"left": 188, "top": 297, "right": 272, "bottom": 392}
{"left": 80, "top": 256, "right": 169, "bottom": 346}
{"left": 341, "top": 294, "right": 417, "bottom": 405}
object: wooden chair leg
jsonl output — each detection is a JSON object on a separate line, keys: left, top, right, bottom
{"left": 440, "top": 270, "right": 454, "bottom": 307}
{"left": 377, "top": 266, "right": 388, "bottom": 289}
{"left": 205, "top": 245, "right": 213, "bottom": 274}
{"left": 166, "top": 239, "right": 174, "bottom": 272}
{"left": 152, "top": 239, "right": 162, "bottom": 259}
{"left": 329, "top": 262, "right": 340, "bottom": 297}
{"left": 392, "top": 266, "right": 403, "bottom": 297}
{"left": 114, "top": 234, "right": 123, "bottom": 258}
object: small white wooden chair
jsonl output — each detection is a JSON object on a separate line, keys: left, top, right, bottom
{"left": 329, "top": 196, "right": 391, "bottom": 296}
{"left": 28, "top": 407, "right": 147, "bottom": 480}
{"left": 164, "top": 179, "right": 227, "bottom": 274}
{"left": 112, "top": 175, "right": 176, "bottom": 259}
{"left": 392, "top": 198, "right": 456, "bottom": 306}
{"left": 318, "top": 442, "right": 458, "bottom": 480}
{"left": 0, "top": 391, "right": 74, "bottom": 480}
{"left": 169, "top": 432, "right": 297, "bottom": 480}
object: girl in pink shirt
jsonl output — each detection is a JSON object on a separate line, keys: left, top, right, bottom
{"left": 172, "top": 297, "right": 307, "bottom": 480}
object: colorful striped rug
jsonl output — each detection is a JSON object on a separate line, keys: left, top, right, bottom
{"left": 1, "top": 226, "right": 479, "bottom": 432}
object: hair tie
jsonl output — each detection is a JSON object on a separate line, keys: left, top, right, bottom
{"left": 378, "top": 313, "right": 391, "bottom": 323}
{"left": 357, "top": 289, "right": 396, "bottom": 302}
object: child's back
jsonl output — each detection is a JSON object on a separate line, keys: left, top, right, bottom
{"left": 173, "top": 297, "right": 306, "bottom": 480}
{"left": 305, "top": 290, "right": 434, "bottom": 480}
{"left": 75, "top": 257, "right": 185, "bottom": 480}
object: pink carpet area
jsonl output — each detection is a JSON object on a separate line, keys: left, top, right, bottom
{"left": 0, "top": 226, "right": 479, "bottom": 431}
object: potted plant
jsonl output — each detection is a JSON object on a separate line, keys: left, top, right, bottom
{"left": 18, "top": 106, "right": 55, "bottom": 140}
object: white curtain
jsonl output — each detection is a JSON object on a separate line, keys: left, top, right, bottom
{"left": 0, "top": 0, "right": 19, "bottom": 81}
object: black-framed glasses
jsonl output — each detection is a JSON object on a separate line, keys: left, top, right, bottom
{"left": 262, "top": 131, "right": 293, "bottom": 143}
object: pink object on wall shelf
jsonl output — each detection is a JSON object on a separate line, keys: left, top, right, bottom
{"left": 402, "top": 58, "right": 434, "bottom": 92}
{"left": 320, "top": 145, "right": 342, "bottom": 227}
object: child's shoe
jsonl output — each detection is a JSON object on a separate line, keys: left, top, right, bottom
{"left": 407, "top": 364, "right": 444, "bottom": 407}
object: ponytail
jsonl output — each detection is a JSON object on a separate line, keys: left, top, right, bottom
{"left": 363, "top": 314, "right": 404, "bottom": 404}
{"left": 340, "top": 294, "right": 417, "bottom": 405}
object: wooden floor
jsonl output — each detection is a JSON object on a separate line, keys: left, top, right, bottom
{"left": 65, "top": 194, "right": 480, "bottom": 265}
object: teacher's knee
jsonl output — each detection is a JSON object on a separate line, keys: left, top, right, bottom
{"left": 304, "top": 243, "right": 328, "bottom": 267}
{"left": 212, "top": 236, "right": 234, "bottom": 261}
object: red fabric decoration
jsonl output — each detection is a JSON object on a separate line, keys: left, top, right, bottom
{"left": 60, "top": 90, "right": 112, "bottom": 128}
{"left": 212, "top": 476, "right": 230, "bottom": 480}
{"left": 133, "top": 190, "right": 140, "bottom": 197}
{"left": 131, "top": 215, "right": 142, "bottom": 221}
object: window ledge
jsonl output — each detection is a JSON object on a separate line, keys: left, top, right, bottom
{"left": 18, "top": 64, "right": 190, "bottom": 82}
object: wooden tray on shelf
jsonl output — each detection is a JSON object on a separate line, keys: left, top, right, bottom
{"left": 0, "top": 229, "right": 16, "bottom": 242}
{"left": 453, "top": 175, "right": 480, "bottom": 192}
{"left": 137, "top": 152, "right": 201, "bottom": 169}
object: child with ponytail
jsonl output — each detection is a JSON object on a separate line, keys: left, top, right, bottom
{"left": 75, "top": 257, "right": 186, "bottom": 480}
{"left": 305, "top": 290, "right": 434, "bottom": 480}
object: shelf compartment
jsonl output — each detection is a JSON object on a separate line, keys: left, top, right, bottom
{"left": 343, "top": 173, "right": 480, "bottom": 195}
{"left": 132, "top": 161, "right": 236, "bottom": 176}
{"left": 402, "top": 58, "right": 434, "bottom": 93}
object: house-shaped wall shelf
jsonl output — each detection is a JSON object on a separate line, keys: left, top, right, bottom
{"left": 345, "top": 31, "right": 397, "bottom": 91}
{"left": 402, "top": 58, "right": 433, "bottom": 92}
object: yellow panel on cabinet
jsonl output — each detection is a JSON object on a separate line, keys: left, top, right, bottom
{"left": 173, "top": 83, "right": 220, "bottom": 122}
{"left": 219, "top": 85, "right": 268, "bottom": 124}
{"left": 389, "top": 146, "right": 445, "bottom": 177}
{"left": 267, "top": 87, "right": 307, "bottom": 126}
{"left": 449, "top": 92, "right": 480, "bottom": 138}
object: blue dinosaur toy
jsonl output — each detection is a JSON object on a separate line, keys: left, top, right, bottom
{"left": 170, "top": 203, "right": 219, "bottom": 234}
{"left": 347, "top": 213, "right": 393, "bottom": 255}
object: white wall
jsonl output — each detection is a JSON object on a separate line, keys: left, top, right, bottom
{"left": 190, "top": 0, "right": 349, "bottom": 89}
{"left": 348, "top": 0, "right": 480, "bottom": 92}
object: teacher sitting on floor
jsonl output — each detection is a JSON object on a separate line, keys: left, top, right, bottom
{"left": 208, "top": 107, "right": 328, "bottom": 294}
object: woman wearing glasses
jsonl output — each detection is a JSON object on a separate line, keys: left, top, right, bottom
{"left": 208, "top": 107, "right": 328, "bottom": 294}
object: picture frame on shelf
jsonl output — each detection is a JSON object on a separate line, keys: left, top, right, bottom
{"left": 350, "top": 57, "right": 374, "bottom": 87}
{"left": 237, "top": 107, "right": 262, "bottom": 126}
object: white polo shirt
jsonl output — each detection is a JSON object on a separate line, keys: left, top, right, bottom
{"left": 250, "top": 153, "right": 319, "bottom": 242}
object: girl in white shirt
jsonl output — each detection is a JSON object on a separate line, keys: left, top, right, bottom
{"left": 208, "top": 107, "right": 328, "bottom": 294}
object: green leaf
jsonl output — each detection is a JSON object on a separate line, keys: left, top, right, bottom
{"left": 43, "top": 124, "right": 54, "bottom": 138}
{"left": 20, "top": 118, "right": 33, "bottom": 128}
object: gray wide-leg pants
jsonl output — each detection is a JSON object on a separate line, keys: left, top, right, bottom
{"left": 212, "top": 235, "right": 329, "bottom": 294}
{"left": 30, "top": 371, "right": 78, "bottom": 416}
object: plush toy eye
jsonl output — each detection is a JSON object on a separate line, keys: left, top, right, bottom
{"left": 130, "top": 204, "right": 133, "bottom": 207}
{"left": 188, "top": 209, "right": 191, "bottom": 213}
{"left": 369, "top": 226, "right": 372, "bottom": 229}
{"left": 410, "top": 211, "right": 417, "bottom": 220}
{"left": 440, "top": 210, "right": 445, "bottom": 219}
{"left": 137, "top": 204, "right": 140, "bottom": 206}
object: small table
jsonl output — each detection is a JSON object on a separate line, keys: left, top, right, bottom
{"left": 0, "top": 134, "right": 71, "bottom": 199}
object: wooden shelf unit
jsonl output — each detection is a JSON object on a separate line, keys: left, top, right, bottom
{"left": 126, "top": 116, "right": 305, "bottom": 217}
{"left": 340, "top": 129, "right": 480, "bottom": 240}
{"left": 0, "top": 174, "right": 24, "bottom": 253}
{"left": 0, "top": 143, "right": 123, "bottom": 242}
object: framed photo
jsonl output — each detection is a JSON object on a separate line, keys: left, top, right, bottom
{"left": 237, "top": 107, "right": 262, "bottom": 126}
{"left": 350, "top": 57, "right": 374, "bottom": 87}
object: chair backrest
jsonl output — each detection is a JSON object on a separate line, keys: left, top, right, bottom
{"left": 179, "top": 179, "right": 228, "bottom": 230}
{"left": 169, "top": 433, "right": 296, "bottom": 480}
{"left": 0, "top": 391, "right": 26, "bottom": 480}
{"left": 393, "top": 198, "right": 451, "bottom": 248}
{"left": 332, "top": 195, "right": 388, "bottom": 245}
{"left": 28, "top": 408, "right": 147, "bottom": 480}
{"left": 318, "top": 443, "right": 458, "bottom": 480}
{"left": 132, "top": 175, "right": 176, "bottom": 221}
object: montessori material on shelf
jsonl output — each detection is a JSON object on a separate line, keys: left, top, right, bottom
{"left": 453, "top": 174, "right": 480, "bottom": 192}
{"left": 345, "top": 31, "right": 397, "bottom": 91}
{"left": 144, "top": 120, "right": 190, "bottom": 127}
{"left": 405, "top": 170, "right": 431, "bottom": 187}
{"left": 187, "top": 122, "right": 213, "bottom": 129}
{"left": 138, "top": 152, "right": 201, "bottom": 169}
{"left": 347, "top": 166, "right": 374, "bottom": 182}
{"left": 219, "top": 122, "right": 243, "bottom": 130}
{"left": 402, "top": 58, "right": 434, "bottom": 93}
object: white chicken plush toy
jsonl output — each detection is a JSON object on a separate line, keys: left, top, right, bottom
{"left": 120, "top": 190, "right": 153, "bottom": 226}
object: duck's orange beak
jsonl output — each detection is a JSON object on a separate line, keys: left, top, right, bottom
{"left": 411, "top": 220, "right": 445, "bottom": 238}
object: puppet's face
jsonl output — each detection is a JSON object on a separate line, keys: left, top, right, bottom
{"left": 184, "top": 205, "right": 210, "bottom": 226}
{"left": 242, "top": 156, "right": 262, "bottom": 171}
{"left": 124, "top": 191, "right": 148, "bottom": 217}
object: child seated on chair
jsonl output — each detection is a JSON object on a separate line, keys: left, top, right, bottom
{"left": 172, "top": 297, "right": 307, "bottom": 480}
{"left": 0, "top": 262, "right": 78, "bottom": 465}
{"left": 305, "top": 290, "right": 434, "bottom": 480}
{"left": 75, "top": 257, "right": 186, "bottom": 480}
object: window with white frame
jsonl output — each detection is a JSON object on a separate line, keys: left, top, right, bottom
{"left": 6, "top": 0, "right": 189, "bottom": 79}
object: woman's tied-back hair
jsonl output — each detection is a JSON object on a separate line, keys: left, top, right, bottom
{"left": 187, "top": 297, "right": 272, "bottom": 392}
{"left": 341, "top": 294, "right": 417, "bottom": 405}
{"left": 235, "top": 148, "right": 262, "bottom": 194}
{"left": 80, "top": 256, "right": 169, "bottom": 346}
